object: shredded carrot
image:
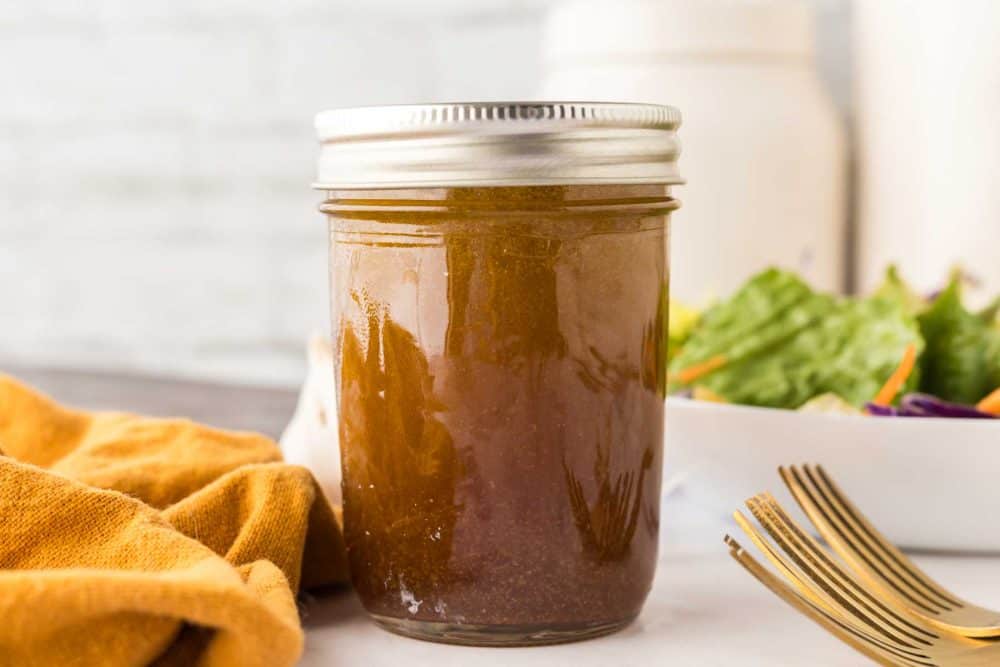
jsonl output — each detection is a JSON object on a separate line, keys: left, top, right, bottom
{"left": 976, "top": 386, "right": 1000, "bottom": 415}
{"left": 675, "top": 354, "right": 728, "bottom": 385}
{"left": 872, "top": 343, "right": 918, "bottom": 407}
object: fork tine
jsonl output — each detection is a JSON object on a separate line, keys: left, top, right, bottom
{"left": 733, "top": 512, "right": 929, "bottom": 660}
{"left": 746, "top": 495, "right": 937, "bottom": 648}
{"left": 781, "top": 464, "right": 948, "bottom": 614}
{"left": 726, "top": 526, "right": 935, "bottom": 666}
{"left": 733, "top": 511, "right": 836, "bottom": 611}
{"left": 811, "top": 464, "right": 962, "bottom": 608}
{"left": 756, "top": 492, "right": 939, "bottom": 643}
{"left": 786, "top": 463, "right": 960, "bottom": 613}
{"left": 725, "top": 535, "right": 934, "bottom": 667}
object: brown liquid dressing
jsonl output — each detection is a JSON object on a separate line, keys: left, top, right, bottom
{"left": 325, "top": 185, "right": 673, "bottom": 634}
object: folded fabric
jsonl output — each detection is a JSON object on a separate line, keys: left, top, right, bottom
{"left": 0, "top": 375, "right": 349, "bottom": 667}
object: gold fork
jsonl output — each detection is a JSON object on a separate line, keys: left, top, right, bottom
{"left": 726, "top": 535, "right": 940, "bottom": 667}
{"left": 730, "top": 492, "right": 1000, "bottom": 666}
{"left": 780, "top": 464, "right": 1000, "bottom": 638}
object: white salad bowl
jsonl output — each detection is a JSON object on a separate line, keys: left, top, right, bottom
{"left": 665, "top": 397, "right": 1000, "bottom": 552}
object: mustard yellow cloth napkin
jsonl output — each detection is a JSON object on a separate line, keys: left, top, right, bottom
{"left": 0, "top": 374, "right": 349, "bottom": 667}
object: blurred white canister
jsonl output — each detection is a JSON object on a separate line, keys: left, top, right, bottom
{"left": 542, "top": 0, "right": 845, "bottom": 302}
{"left": 854, "top": 1, "right": 1000, "bottom": 300}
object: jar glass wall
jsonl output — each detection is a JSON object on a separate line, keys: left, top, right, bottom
{"left": 324, "top": 184, "right": 676, "bottom": 645}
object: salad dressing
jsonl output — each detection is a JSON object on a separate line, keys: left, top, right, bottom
{"left": 326, "top": 185, "right": 674, "bottom": 643}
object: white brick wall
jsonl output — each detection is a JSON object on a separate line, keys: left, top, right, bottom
{"left": 0, "top": 0, "right": 849, "bottom": 387}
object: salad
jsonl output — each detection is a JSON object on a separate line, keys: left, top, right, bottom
{"left": 667, "top": 267, "right": 1000, "bottom": 419}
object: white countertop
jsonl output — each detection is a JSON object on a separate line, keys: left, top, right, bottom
{"left": 301, "top": 510, "right": 1000, "bottom": 666}
{"left": 31, "top": 368, "right": 997, "bottom": 665}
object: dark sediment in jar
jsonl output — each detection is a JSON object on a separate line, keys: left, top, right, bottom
{"left": 326, "top": 185, "right": 673, "bottom": 631}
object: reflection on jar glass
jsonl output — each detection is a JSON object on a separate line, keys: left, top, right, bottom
{"left": 316, "top": 103, "right": 682, "bottom": 646}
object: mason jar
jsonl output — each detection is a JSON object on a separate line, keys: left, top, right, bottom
{"left": 315, "top": 102, "right": 683, "bottom": 646}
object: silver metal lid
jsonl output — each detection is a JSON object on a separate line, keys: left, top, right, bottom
{"left": 314, "top": 101, "right": 682, "bottom": 189}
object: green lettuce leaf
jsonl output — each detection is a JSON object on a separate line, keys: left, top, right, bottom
{"left": 977, "top": 297, "right": 1000, "bottom": 327}
{"left": 670, "top": 269, "right": 923, "bottom": 408}
{"left": 978, "top": 298, "right": 1000, "bottom": 392}
{"left": 670, "top": 269, "right": 834, "bottom": 370}
{"left": 917, "top": 279, "right": 1000, "bottom": 404}
{"left": 874, "top": 265, "right": 926, "bottom": 316}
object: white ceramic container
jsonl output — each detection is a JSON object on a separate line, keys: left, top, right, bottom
{"left": 666, "top": 397, "right": 1000, "bottom": 552}
{"left": 542, "top": 0, "right": 846, "bottom": 303}
{"left": 854, "top": 0, "right": 1000, "bottom": 303}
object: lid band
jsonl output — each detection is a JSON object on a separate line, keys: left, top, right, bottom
{"left": 315, "top": 102, "right": 682, "bottom": 189}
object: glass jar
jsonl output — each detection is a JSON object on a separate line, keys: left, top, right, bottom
{"left": 315, "top": 103, "right": 682, "bottom": 646}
